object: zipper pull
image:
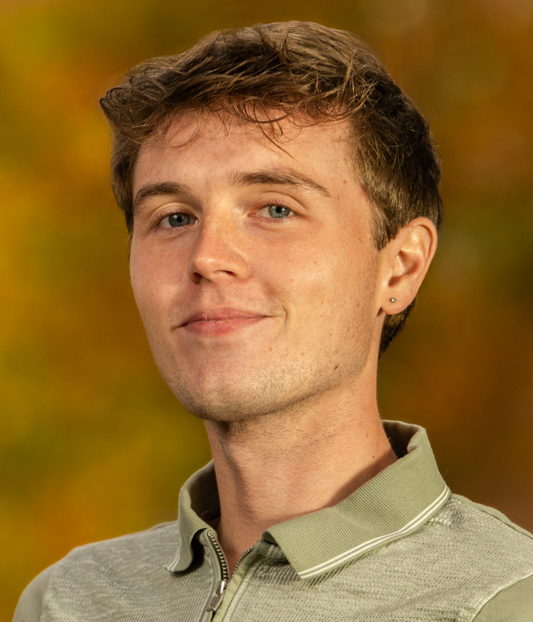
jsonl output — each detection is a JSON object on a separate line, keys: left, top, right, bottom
{"left": 206, "top": 579, "right": 227, "bottom": 612}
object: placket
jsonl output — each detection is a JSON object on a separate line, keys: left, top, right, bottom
{"left": 200, "top": 530, "right": 271, "bottom": 622}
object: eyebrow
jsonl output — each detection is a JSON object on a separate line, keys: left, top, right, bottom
{"left": 132, "top": 168, "right": 332, "bottom": 215}
{"left": 133, "top": 181, "right": 192, "bottom": 215}
{"left": 234, "top": 169, "right": 332, "bottom": 197}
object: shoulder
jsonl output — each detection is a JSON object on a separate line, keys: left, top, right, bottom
{"left": 13, "top": 565, "right": 55, "bottom": 622}
{"left": 473, "top": 575, "right": 533, "bottom": 621}
{"left": 449, "top": 493, "right": 533, "bottom": 539}
{"left": 437, "top": 493, "right": 533, "bottom": 552}
{"left": 50, "top": 519, "right": 181, "bottom": 578}
{"left": 429, "top": 493, "right": 533, "bottom": 566}
{"left": 430, "top": 494, "right": 533, "bottom": 619}
{"left": 13, "top": 521, "right": 181, "bottom": 622}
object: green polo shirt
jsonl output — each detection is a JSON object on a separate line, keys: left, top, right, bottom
{"left": 14, "top": 421, "right": 533, "bottom": 621}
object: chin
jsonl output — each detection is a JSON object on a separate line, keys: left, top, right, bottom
{"left": 170, "top": 379, "right": 286, "bottom": 422}
{"left": 168, "top": 370, "right": 337, "bottom": 426}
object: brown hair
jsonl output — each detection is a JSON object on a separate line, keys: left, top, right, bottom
{"left": 100, "top": 21, "right": 442, "bottom": 355}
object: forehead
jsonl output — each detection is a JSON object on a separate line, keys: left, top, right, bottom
{"left": 156, "top": 108, "right": 351, "bottom": 144}
{"left": 134, "top": 111, "right": 355, "bottom": 184}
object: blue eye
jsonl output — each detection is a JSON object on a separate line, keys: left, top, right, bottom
{"left": 164, "top": 213, "right": 190, "bottom": 227}
{"left": 267, "top": 205, "right": 292, "bottom": 218}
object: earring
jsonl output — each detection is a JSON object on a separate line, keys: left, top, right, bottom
{"left": 390, "top": 298, "right": 396, "bottom": 303}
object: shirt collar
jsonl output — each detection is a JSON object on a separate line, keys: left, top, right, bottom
{"left": 168, "top": 420, "right": 450, "bottom": 579}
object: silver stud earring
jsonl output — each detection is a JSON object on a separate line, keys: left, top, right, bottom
{"left": 390, "top": 298, "right": 396, "bottom": 303}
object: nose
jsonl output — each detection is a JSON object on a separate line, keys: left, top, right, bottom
{"left": 187, "top": 215, "right": 252, "bottom": 284}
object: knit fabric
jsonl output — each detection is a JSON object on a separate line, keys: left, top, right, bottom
{"left": 218, "top": 499, "right": 533, "bottom": 621}
{"left": 14, "top": 422, "right": 533, "bottom": 621}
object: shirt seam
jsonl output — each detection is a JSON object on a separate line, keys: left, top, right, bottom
{"left": 470, "top": 570, "right": 533, "bottom": 621}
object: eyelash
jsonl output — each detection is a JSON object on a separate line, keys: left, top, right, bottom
{"left": 256, "top": 201, "right": 296, "bottom": 220}
{"left": 153, "top": 201, "right": 297, "bottom": 229}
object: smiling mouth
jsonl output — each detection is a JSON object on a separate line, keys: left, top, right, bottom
{"left": 187, "top": 316, "right": 254, "bottom": 323}
{"left": 182, "top": 315, "right": 266, "bottom": 336}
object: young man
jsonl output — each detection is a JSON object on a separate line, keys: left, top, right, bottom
{"left": 15, "top": 21, "right": 533, "bottom": 621}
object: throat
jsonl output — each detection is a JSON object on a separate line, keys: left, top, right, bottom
{"left": 204, "top": 409, "right": 397, "bottom": 572}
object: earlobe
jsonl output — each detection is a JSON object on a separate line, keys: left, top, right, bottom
{"left": 380, "top": 217, "right": 438, "bottom": 315}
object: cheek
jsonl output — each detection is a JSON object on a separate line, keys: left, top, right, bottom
{"left": 282, "top": 235, "right": 378, "bottom": 323}
{"left": 129, "top": 242, "right": 172, "bottom": 326}
{"left": 129, "top": 239, "right": 150, "bottom": 308}
{"left": 260, "top": 239, "right": 345, "bottom": 320}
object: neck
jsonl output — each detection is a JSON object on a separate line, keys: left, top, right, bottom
{"left": 204, "top": 378, "right": 397, "bottom": 574}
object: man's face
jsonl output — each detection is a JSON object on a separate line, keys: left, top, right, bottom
{"left": 130, "top": 112, "right": 386, "bottom": 421}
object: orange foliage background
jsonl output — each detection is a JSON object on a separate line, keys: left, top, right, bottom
{"left": 1, "top": 0, "right": 532, "bottom": 617}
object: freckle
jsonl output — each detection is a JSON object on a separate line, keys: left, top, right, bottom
{"left": 334, "top": 364, "right": 339, "bottom": 371}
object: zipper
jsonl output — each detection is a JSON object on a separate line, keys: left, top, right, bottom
{"left": 233, "top": 546, "right": 254, "bottom": 574}
{"left": 206, "top": 531, "right": 229, "bottom": 612}
{"left": 205, "top": 531, "right": 255, "bottom": 614}
{"left": 206, "top": 578, "right": 227, "bottom": 612}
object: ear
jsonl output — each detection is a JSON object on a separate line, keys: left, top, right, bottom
{"left": 378, "top": 217, "right": 438, "bottom": 315}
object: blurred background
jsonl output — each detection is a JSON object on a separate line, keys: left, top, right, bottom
{"left": 1, "top": 0, "right": 532, "bottom": 617}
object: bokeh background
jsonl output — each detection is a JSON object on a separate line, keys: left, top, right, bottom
{"left": 1, "top": 0, "right": 532, "bottom": 617}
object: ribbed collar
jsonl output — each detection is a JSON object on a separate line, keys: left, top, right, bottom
{"left": 167, "top": 420, "right": 450, "bottom": 579}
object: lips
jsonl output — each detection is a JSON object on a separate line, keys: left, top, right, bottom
{"left": 179, "top": 307, "right": 268, "bottom": 336}
{"left": 181, "top": 308, "right": 266, "bottom": 326}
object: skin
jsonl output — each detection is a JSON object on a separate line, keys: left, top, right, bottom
{"left": 130, "top": 111, "right": 437, "bottom": 573}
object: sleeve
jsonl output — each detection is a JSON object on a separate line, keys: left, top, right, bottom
{"left": 473, "top": 574, "right": 533, "bottom": 621}
{"left": 13, "top": 565, "right": 56, "bottom": 622}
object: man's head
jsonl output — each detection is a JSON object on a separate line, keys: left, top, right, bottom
{"left": 100, "top": 21, "right": 442, "bottom": 356}
{"left": 122, "top": 107, "right": 436, "bottom": 427}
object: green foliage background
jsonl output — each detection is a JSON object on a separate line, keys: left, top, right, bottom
{"left": 1, "top": 0, "right": 532, "bottom": 617}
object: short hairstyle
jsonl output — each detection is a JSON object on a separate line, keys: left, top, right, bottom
{"left": 100, "top": 21, "right": 442, "bottom": 355}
